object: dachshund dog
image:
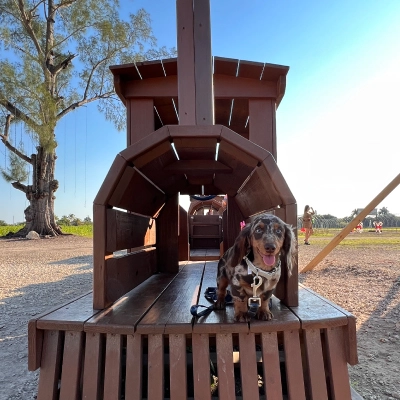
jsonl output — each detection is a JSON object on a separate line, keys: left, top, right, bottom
{"left": 215, "top": 213, "right": 296, "bottom": 322}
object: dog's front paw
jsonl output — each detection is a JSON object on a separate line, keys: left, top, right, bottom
{"left": 215, "top": 299, "right": 226, "bottom": 310}
{"left": 234, "top": 311, "right": 251, "bottom": 322}
{"left": 257, "top": 309, "right": 274, "bottom": 321}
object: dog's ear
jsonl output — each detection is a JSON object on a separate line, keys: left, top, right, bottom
{"left": 281, "top": 223, "right": 297, "bottom": 277}
{"left": 231, "top": 223, "right": 252, "bottom": 267}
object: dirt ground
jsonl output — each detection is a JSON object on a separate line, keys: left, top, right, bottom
{"left": 0, "top": 233, "right": 399, "bottom": 399}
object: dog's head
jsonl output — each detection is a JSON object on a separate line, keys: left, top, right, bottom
{"left": 232, "top": 213, "right": 296, "bottom": 276}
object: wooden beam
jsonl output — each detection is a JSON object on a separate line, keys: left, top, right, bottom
{"left": 301, "top": 173, "right": 400, "bottom": 273}
{"left": 164, "top": 160, "right": 232, "bottom": 174}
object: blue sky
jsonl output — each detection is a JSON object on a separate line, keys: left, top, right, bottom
{"left": 1, "top": 0, "right": 400, "bottom": 224}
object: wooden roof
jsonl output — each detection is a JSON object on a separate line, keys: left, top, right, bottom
{"left": 110, "top": 57, "right": 289, "bottom": 137}
{"left": 94, "top": 125, "right": 295, "bottom": 219}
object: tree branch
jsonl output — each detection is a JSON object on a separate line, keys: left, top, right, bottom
{"left": 0, "top": 96, "right": 40, "bottom": 131}
{"left": 11, "top": 181, "right": 28, "bottom": 193}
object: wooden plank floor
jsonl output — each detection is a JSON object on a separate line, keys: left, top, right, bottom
{"left": 190, "top": 248, "right": 220, "bottom": 261}
{"left": 29, "top": 260, "right": 360, "bottom": 400}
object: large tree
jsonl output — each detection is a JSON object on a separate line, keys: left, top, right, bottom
{"left": 0, "top": 0, "right": 174, "bottom": 236}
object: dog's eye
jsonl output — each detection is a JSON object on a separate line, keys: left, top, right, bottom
{"left": 275, "top": 229, "right": 282, "bottom": 234}
{"left": 255, "top": 228, "right": 263, "bottom": 234}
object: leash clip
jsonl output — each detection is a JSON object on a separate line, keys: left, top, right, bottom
{"left": 248, "top": 275, "right": 263, "bottom": 307}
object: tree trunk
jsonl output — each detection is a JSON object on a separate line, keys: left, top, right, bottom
{"left": 14, "top": 147, "right": 62, "bottom": 237}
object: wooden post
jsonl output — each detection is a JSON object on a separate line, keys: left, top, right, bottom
{"left": 301, "top": 173, "right": 400, "bottom": 273}
{"left": 176, "top": 0, "right": 214, "bottom": 125}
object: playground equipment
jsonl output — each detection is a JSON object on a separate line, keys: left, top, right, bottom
{"left": 28, "top": 1, "right": 360, "bottom": 398}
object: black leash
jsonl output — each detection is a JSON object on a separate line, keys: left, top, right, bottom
{"left": 190, "top": 287, "right": 233, "bottom": 318}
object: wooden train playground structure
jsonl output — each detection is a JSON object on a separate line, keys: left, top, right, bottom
{"left": 28, "top": 0, "right": 400, "bottom": 398}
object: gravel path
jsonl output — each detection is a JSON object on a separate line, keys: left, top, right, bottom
{"left": 0, "top": 234, "right": 399, "bottom": 399}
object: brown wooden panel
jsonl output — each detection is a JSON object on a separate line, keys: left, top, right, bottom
{"left": 28, "top": 320, "right": 43, "bottom": 371}
{"left": 106, "top": 208, "right": 155, "bottom": 252}
{"left": 125, "top": 334, "right": 143, "bottom": 400}
{"left": 178, "top": 205, "right": 189, "bottom": 261}
{"left": 214, "top": 74, "right": 276, "bottom": 98}
{"left": 260, "top": 332, "right": 283, "bottom": 399}
{"left": 108, "top": 165, "right": 166, "bottom": 216}
{"left": 103, "top": 333, "right": 123, "bottom": 399}
{"left": 156, "top": 193, "right": 179, "bottom": 273}
{"left": 128, "top": 98, "right": 155, "bottom": 146}
{"left": 37, "top": 330, "right": 63, "bottom": 400}
{"left": 85, "top": 273, "right": 177, "bottom": 335}
{"left": 299, "top": 284, "right": 358, "bottom": 365}
{"left": 164, "top": 159, "right": 232, "bottom": 174}
{"left": 105, "top": 248, "right": 158, "bottom": 305}
{"left": 94, "top": 154, "right": 128, "bottom": 206}
{"left": 192, "top": 261, "right": 248, "bottom": 334}
{"left": 168, "top": 124, "right": 222, "bottom": 139}
{"left": 249, "top": 98, "right": 276, "bottom": 159}
{"left": 193, "top": 0, "right": 213, "bottom": 125}
{"left": 262, "top": 155, "right": 296, "bottom": 205}
{"left": 123, "top": 76, "right": 178, "bottom": 98}
{"left": 192, "top": 333, "right": 212, "bottom": 400}
{"left": 226, "top": 196, "right": 244, "bottom": 249}
{"left": 59, "top": 331, "right": 84, "bottom": 400}
{"left": 169, "top": 333, "right": 187, "bottom": 400}
{"left": 137, "top": 262, "right": 203, "bottom": 335}
{"left": 37, "top": 292, "right": 99, "bottom": 331}
{"left": 238, "top": 332, "right": 260, "bottom": 400}
{"left": 303, "top": 329, "right": 328, "bottom": 400}
{"left": 147, "top": 334, "right": 164, "bottom": 400}
{"left": 325, "top": 327, "right": 352, "bottom": 400}
{"left": 176, "top": 0, "right": 196, "bottom": 125}
{"left": 283, "top": 330, "right": 306, "bottom": 400}
{"left": 82, "top": 332, "right": 103, "bottom": 400}
{"left": 274, "top": 203, "right": 298, "bottom": 307}
{"left": 130, "top": 141, "right": 172, "bottom": 169}
{"left": 216, "top": 333, "right": 236, "bottom": 399}
{"left": 93, "top": 203, "right": 111, "bottom": 309}
{"left": 120, "top": 125, "right": 171, "bottom": 164}
{"left": 289, "top": 286, "right": 347, "bottom": 329}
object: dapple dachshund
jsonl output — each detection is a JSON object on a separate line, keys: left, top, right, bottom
{"left": 215, "top": 213, "right": 296, "bottom": 322}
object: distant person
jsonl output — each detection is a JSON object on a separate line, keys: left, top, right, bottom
{"left": 302, "top": 205, "right": 316, "bottom": 245}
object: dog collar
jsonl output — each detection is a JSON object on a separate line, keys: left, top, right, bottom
{"left": 243, "top": 256, "right": 281, "bottom": 280}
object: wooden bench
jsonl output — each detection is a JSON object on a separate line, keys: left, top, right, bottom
{"left": 28, "top": 260, "right": 359, "bottom": 400}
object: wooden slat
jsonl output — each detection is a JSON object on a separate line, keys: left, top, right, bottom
{"left": 283, "top": 329, "right": 306, "bottom": 400}
{"left": 249, "top": 98, "right": 276, "bottom": 159}
{"left": 125, "top": 334, "right": 143, "bottom": 400}
{"left": 148, "top": 334, "right": 164, "bottom": 400}
{"left": 105, "top": 248, "right": 158, "bottom": 305}
{"left": 299, "top": 284, "right": 358, "bottom": 365}
{"left": 59, "top": 331, "right": 84, "bottom": 400}
{"left": 103, "top": 333, "right": 123, "bottom": 399}
{"left": 169, "top": 333, "right": 188, "bottom": 400}
{"left": 82, "top": 332, "right": 103, "bottom": 400}
{"left": 289, "top": 286, "right": 348, "bottom": 329}
{"left": 303, "top": 329, "right": 328, "bottom": 400}
{"left": 106, "top": 208, "right": 155, "bottom": 252}
{"left": 193, "top": 0, "right": 213, "bottom": 125}
{"left": 37, "top": 330, "right": 63, "bottom": 400}
{"left": 192, "top": 261, "right": 248, "bottom": 335}
{"left": 28, "top": 319, "right": 43, "bottom": 371}
{"left": 37, "top": 292, "right": 99, "bottom": 331}
{"left": 93, "top": 203, "right": 111, "bottom": 309}
{"left": 94, "top": 154, "right": 128, "bottom": 205}
{"left": 176, "top": 0, "right": 196, "bottom": 125}
{"left": 325, "top": 327, "right": 352, "bottom": 400}
{"left": 108, "top": 165, "right": 166, "bottom": 215}
{"left": 260, "top": 332, "right": 283, "bottom": 400}
{"left": 178, "top": 205, "right": 189, "bottom": 261}
{"left": 128, "top": 98, "right": 154, "bottom": 146}
{"left": 164, "top": 159, "right": 232, "bottom": 174}
{"left": 156, "top": 193, "right": 179, "bottom": 273}
{"left": 192, "top": 333, "right": 212, "bottom": 400}
{"left": 216, "top": 333, "right": 236, "bottom": 399}
{"left": 137, "top": 262, "right": 204, "bottom": 335}
{"left": 85, "top": 272, "right": 178, "bottom": 335}
{"left": 238, "top": 332, "right": 260, "bottom": 400}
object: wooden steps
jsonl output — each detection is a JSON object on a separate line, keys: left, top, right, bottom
{"left": 28, "top": 260, "right": 359, "bottom": 400}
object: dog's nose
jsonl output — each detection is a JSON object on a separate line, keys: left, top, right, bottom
{"left": 264, "top": 244, "right": 276, "bottom": 253}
